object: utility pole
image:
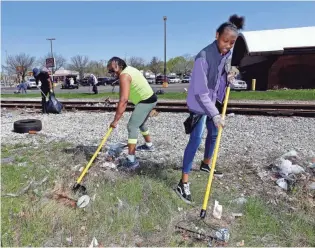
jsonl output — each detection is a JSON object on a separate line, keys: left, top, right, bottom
{"left": 4, "top": 50, "right": 8, "bottom": 86}
{"left": 163, "top": 16, "right": 167, "bottom": 85}
{"left": 46, "top": 38, "right": 56, "bottom": 78}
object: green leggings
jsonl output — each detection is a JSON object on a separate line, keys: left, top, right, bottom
{"left": 127, "top": 101, "right": 157, "bottom": 144}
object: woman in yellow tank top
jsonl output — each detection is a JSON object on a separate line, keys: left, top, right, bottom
{"left": 107, "top": 57, "right": 158, "bottom": 170}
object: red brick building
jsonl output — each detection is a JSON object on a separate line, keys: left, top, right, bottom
{"left": 231, "top": 26, "right": 315, "bottom": 90}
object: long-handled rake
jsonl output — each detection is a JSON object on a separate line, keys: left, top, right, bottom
{"left": 72, "top": 127, "right": 113, "bottom": 194}
{"left": 200, "top": 85, "right": 231, "bottom": 219}
{"left": 175, "top": 86, "right": 232, "bottom": 246}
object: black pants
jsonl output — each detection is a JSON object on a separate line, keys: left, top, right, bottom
{"left": 92, "top": 85, "right": 98, "bottom": 94}
{"left": 41, "top": 87, "right": 50, "bottom": 113}
{"left": 215, "top": 101, "right": 223, "bottom": 114}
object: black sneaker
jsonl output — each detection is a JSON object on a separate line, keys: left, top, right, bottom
{"left": 200, "top": 161, "right": 223, "bottom": 178}
{"left": 175, "top": 180, "right": 192, "bottom": 204}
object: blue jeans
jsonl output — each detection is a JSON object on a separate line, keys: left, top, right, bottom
{"left": 182, "top": 115, "right": 218, "bottom": 174}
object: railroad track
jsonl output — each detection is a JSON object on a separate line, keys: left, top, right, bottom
{"left": 1, "top": 99, "right": 315, "bottom": 117}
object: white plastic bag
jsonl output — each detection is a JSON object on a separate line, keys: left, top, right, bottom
{"left": 213, "top": 200, "right": 222, "bottom": 219}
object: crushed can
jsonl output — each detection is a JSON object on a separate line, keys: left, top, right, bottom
{"left": 215, "top": 228, "right": 230, "bottom": 242}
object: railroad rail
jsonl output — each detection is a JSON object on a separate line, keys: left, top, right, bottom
{"left": 1, "top": 99, "right": 315, "bottom": 117}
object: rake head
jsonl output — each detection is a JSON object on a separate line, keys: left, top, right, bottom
{"left": 72, "top": 183, "right": 87, "bottom": 195}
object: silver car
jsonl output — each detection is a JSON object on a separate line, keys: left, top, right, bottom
{"left": 230, "top": 79, "right": 247, "bottom": 91}
{"left": 146, "top": 78, "right": 155, "bottom": 84}
{"left": 26, "top": 78, "right": 38, "bottom": 89}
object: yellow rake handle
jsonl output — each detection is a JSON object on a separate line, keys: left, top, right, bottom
{"left": 76, "top": 127, "right": 113, "bottom": 184}
{"left": 200, "top": 86, "right": 231, "bottom": 218}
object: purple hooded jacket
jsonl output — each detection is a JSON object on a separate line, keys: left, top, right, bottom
{"left": 187, "top": 41, "right": 231, "bottom": 118}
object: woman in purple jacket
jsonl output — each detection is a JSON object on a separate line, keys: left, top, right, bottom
{"left": 176, "top": 14, "right": 245, "bottom": 204}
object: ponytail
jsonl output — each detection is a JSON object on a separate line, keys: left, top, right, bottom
{"left": 216, "top": 14, "right": 245, "bottom": 35}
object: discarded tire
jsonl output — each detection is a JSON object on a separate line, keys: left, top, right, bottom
{"left": 13, "top": 119, "right": 42, "bottom": 133}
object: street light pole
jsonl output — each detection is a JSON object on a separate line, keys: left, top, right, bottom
{"left": 163, "top": 16, "right": 167, "bottom": 85}
{"left": 46, "top": 38, "right": 56, "bottom": 77}
{"left": 46, "top": 38, "right": 55, "bottom": 58}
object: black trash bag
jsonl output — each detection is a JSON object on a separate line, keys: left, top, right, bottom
{"left": 156, "top": 89, "right": 165, "bottom": 95}
{"left": 46, "top": 93, "right": 63, "bottom": 114}
{"left": 183, "top": 113, "right": 203, "bottom": 134}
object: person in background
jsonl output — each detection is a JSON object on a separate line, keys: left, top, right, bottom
{"left": 176, "top": 14, "right": 245, "bottom": 204}
{"left": 15, "top": 80, "right": 27, "bottom": 94}
{"left": 32, "top": 68, "right": 53, "bottom": 114}
{"left": 89, "top": 74, "right": 98, "bottom": 94}
{"left": 70, "top": 77, "right": 74, "bottom": 86}
{"left": 107, "top": 56, "right": 158, "bottom": 170}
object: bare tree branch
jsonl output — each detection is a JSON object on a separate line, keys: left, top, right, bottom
{"left": 2, "top": 53, "right": 36, "bottom": 81}
{"left": 37, "top": 53, "right": 67, "bottom": 71}
{"left": 127, "top": 56, "right": 145, "bottom": 70}
{"left": 149, "top": 57, "right": 163, "bottom": 77}
{"left": 67, "top": 55, "right": 89, "bottom": 79}
{"left": 87, "top": 60, "right": 108, "bottom": 77}
{"left": 181, "top": 54, "right": 195, "bottom": 75}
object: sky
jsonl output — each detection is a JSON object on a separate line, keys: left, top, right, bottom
{"left": 1, "top": 1, "right": 315, "bottom": 67}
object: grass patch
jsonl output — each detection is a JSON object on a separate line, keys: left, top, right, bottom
{"left": 229, "top": 89, "right": 315, "bottom": 101}
{"left": 2, "top": 142, "right": 315, "bottom": 246}
{"left": 1, "top": 89, "right": 315, "bottom": 101}
{"left": 233, "top": 197, "right": 315, "bottom": 246}
{"left": 1, "top": 142, "right": 189, "bottom": 246}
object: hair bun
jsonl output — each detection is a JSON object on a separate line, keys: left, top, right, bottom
{"left": 229, "top": 14, "right": 245, "bottom": 30}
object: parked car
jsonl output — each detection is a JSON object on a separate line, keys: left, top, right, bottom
{"left": 155, "top": 75, "right": 169, "bottom": 84}
{"left": 146, "top": 77, "right": 155, "bottom": 84}
{"left": 230, "top": 79, "right": 247, "bottom": 91}
{"left": 79, "top": 77, "right": 90, "bottom": 86}
{"left": 26, "top": 78, "right": 38, "bottom": 89}
{"left": 168, "top": 76, "right": 181, "bottom": 84}
{"left": 97, "top": 77, "right": 107, "bottom": 86}
{"left": 181, "top": 76, "right": 191, "bottom": 83}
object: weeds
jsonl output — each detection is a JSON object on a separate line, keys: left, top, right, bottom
{"left": 1, "top": 142, "right": 315, "bottom": 246}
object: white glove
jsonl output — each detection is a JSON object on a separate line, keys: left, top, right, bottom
{"left": 212, "top": 115, "right": 225, "bottom": 128}
{"left": 227, "top": 74, "right": 236, "bottom": 84}
{"left": 36, "top": 85, "right": 41, "bottom": 89}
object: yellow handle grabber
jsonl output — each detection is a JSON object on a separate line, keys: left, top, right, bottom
{"left": 72, "top": 127, "right": 113, "bottom": 194}
{"left": 200, "top": 86, "right": 231, "bottom": 219}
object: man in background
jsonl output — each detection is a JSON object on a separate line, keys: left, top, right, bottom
{"left": 89, "top": 73, "right": 98, "bottom": 94}
{"left": 32, "top": 68, "right": 53, "bottom": 114}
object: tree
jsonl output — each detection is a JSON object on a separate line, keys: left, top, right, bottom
{"left": 167, "top": 56, "right": 186, "bottom": 75}
{"left": 127, "top": 56, "right": 145, "bottom": 70}
{"left": 2, "top": 53, "right": 36, "bottom": 81}
{"left": 180, "top": 54, "right": 195, "bottom": 75}
{"left": 149, "top": 56, "right": 163, "bottom": 77}
{"left": 37, "top": 53, "right": 67, "bottom": 71}
{"left": 87, "top": 60, "right": 107, "bottom": 77}
{"left": 68, "top": 55, "right": 89, "bottom": 79}
{"left": 166, "top": 55, "right": 194, "bottom": 76}
{"left": 167, "top": 56, "right": 184, "bottom": 73}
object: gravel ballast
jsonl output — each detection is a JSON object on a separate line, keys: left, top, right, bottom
{"left": 2, "top": 110, "right": 314, "bottom": 170}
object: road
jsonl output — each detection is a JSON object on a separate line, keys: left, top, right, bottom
{"left": 1, "top": 83, "right": 190, "bottom": 94}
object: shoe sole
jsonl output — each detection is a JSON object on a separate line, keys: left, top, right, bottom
{"left": 174, "top": 188, "right": 193, "bottom": 205}
{"left": 200, "top": 168, "right": 224, "bottom": 178}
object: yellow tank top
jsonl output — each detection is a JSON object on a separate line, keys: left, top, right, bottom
{"left": 120, "top": 66, "right": 154, "bottom": 105}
